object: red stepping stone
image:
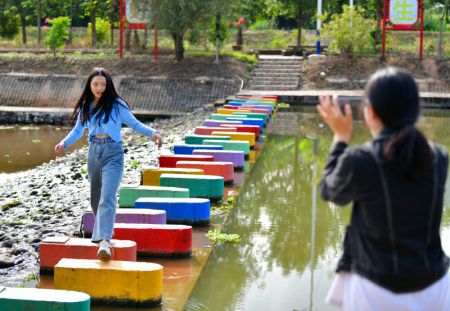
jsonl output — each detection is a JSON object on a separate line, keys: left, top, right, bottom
{"left": 176, "top": 161, "right": 234, "bottom": 182}
{"left": 114, "top": 223, "right": 192, "bottom": 257}
{"left": 194, "top": 126, "right": 237, "bottom": 136}
{"left": 220, "top": 124, "right": 260, "bottom": 137}
{"left": 39, "top": 237, "right": 137, "bottom": 272}
{"left": 159, "top": 154, "right": 214, "bottom": 168}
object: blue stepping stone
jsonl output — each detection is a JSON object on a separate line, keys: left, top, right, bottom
{"left": 135, "top": 198, "right": 210, "bottom": 226}
{"left": 173, "top": 144, "right": 223, "bottom": 155}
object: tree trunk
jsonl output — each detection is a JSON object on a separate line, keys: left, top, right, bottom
{"left": 133, "top": 29, "right": 140, "bottom": 48}
{"left": 215, "top": 14, "right": 221, "bottom": 64}
{"left": 172, "top": 32, "right": 184, "bottom": 61}
{"left": 144, "top": 27, "right": 148, "bottom": 49}
{"left": 125, "top": 29, "right": 131, "bottom": 50}
{"left": 374, "top": 0, "right": 383, "bottom": 49}
{"left": 296, "top": 11, "right": 302, "bottom": 48}
{"left": 110, "top": 23, "right": 114, "bottom": 45}
{"left": 20, "top": 13, "right": 27, "bottom": 45}
{"left": 37, "top": 0, "right": 42, "bottom": 46}
{"left": 91, "top": 7, "right": 97, "bottom": 48}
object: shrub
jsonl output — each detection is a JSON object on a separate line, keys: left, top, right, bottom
{"left": 249, "top": 19, "right": 272, "bottom": 30}
{"left": 321, "top": 5, "right": 376, "bottom": 57}
{"left": 0, "top": 9, "right": 20, "bottom": 39}
{"left": 87, "top": 18, "right": 111, "bottom": 46}
{"left": 44, "top": 16, "right": 71, "bottom": 58}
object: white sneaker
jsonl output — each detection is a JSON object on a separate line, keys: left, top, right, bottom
{"left": 97, "top": 240, "right": 112, "bottom": 260}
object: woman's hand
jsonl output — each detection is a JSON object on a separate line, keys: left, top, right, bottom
{"left": 54, "top": 141, "right": 65, "bottom": 156}
{"left": 317, "top": 95, "right": 353, "bottom": 144}
{"left": 152, "top": 132, "right": 163, "bottom": 149}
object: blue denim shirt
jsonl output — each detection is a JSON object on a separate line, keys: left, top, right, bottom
{"left": 62, "top": 98, "right": 157, "bottom": 149}
{"left": 320, "top": 132, "right": 449, "bottom": 293}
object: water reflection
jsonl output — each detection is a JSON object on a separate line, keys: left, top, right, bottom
{"left": 0, "top": 125, "right": 86, "bottom": 173}
{"left": 185, "top": 111, "right": 450, "bottom": 311}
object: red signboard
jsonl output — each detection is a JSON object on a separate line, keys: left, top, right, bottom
{"left": 382, "top": 0, "right": 424, "bottom": 59}
{"left": 119, "top": 0, "right": 158, "bottom": 58}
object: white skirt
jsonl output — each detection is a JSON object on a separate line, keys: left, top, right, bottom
{"left": 326, "top": 271, "right": 450, "bottom": 311}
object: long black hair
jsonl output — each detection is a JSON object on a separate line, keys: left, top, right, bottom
{"left": 70, "top": 67, "right": 129, "bottom": 126}
{"left": 366, "top": 67, "right": 433, "bottom": 179}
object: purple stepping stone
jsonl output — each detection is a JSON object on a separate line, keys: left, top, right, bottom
{"left": 82, "top": 209, "right": 166, "bottom": 237}
{"left": 192, "top": 149, "right": 245, "bottom": 168}
{"left": 203, "top": 119, "right": 243, "bottom": 127}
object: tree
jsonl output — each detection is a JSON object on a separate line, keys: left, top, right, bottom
{"left": 0, "top": 2, "right": 20, "bottom": 40}
{"left": 44, "top": 16, "right": 71, "bottom": 58}
{"left": 266, "top": 0, "right": 316, "bottom": 48}
{"left": 431, "top": 0, "right": 450, "bottom": 59}
{"left": 82, "top": 0, "right": 110, "bottom": 48}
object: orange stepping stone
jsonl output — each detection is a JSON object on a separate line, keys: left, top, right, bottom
{"left": 212, "top": 131, "right": 256, "bottom": 147}
{"left": 114, "top": 223, "right": 192, "bottom": 257}
{"left": 194, "top": 126, "right": 237, "bottom": 135}
{"left": 142, "top": 167, "right": 204, "bottom": 186}
{"left": 39, "top": 237, "right": 136, "bottom": 272}
{"left": 176, "top": 161, "right": 234, "bottom": 182}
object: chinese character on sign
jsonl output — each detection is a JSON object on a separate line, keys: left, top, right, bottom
{"left": 125, "top": 0, "right": 152, "bottom": 24}
{"left": 389, "top": 0, "right": 418, "bottom": 25}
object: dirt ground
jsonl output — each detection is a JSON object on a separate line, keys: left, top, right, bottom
{"left": 0, "top": 54, "right": 249, "bottom": 79}
{"left": 0, "top": 53, "right": 449, "bottom": 91}
{"left": 302, "top": 55, "right": 450, "bottom": 92}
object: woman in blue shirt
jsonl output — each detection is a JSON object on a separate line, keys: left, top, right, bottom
{"left": 54, "top": 67, "right": 163, "bottom": 260}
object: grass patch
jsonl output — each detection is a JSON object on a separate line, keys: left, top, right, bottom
{"left": 2, "top": 199, "right": 22, "bottom": 211}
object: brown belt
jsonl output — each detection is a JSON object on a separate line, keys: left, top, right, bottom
{"left": 94, "top": 134, "right": 109, "bottom": 139}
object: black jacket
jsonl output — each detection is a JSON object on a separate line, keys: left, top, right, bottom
{"left": 320, "top": 132, "right": 449, "bottom": 293}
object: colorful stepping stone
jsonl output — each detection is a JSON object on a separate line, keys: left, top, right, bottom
{"left": 142, "top": 167, "right": 204, "bottom": 186}
{"left": 231, "top": 112, "right": 268, "bottom": 123}
{"left": 113, "top": 223, "right": 192, "bottom": 257}
{"left": 226, "top": 117, "right": 265, "bottom": 129}
{"left": 224, "top": 105, "right": 272, "bottom": 115}
{"left": 220, "top": 124, "right": 261, "bottom": 137}
{"left": 0, "top": 287, "right": 90, "bottom": 311}
{"left": 192, "top": 149, "right": 245, "bottom": 168}
{"left": 54, "top": 258, "right": 162, "bottom": 307}
{"left": 203, "top": 139, "right": 250, "bottom": 156}
{"left": 135, "top": 198, "right": 210, "bottom": 225}
{"left": 212, "top": 131, "right": 256, "bottom": 147}
{"left": 40, "top": 237, "right": 137, "bottom": 272}
{"left": 210, "top": 113, "right": 236, "bottom": 121}
{"left": 159, "top": 154, "right": 214, "bottom": 168}
{"left": 216, "top": 108, "right": 251, "bottom": 115}
{"left": 184, "top": 134, "right": 230, "bottom": 145}
{"left": 173, "top": 144, "right": 223, "bottom": 155}
{"left": 160, "top": 173, "right": 224, "bottom": 200}
{"left": 119, "top": 185, "right": 189, "bottom": 208}
{"left": 82, "top": 209, "right": 167, "bottom": 237}
{"left": 194, "top": 126, "right": 237, "bottom": 135}
{"left": 176, "top": 160, "right": 234, "bottom": 182}
{"left": 203, "top": 119, "right": 243, "bottom": 127}
{"left": 228, "top": 101, "right": 276, "bottom": 109}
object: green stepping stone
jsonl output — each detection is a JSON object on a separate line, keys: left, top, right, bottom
{"left": 160, "top": 174, "right": 224, "bottom": 200}
{"left": 0, "top": 287, "right": 90, "bottom": 311}
{"left": 203, "top": 139, "right": 250, "bottom": 155}
{"left": 119, "top": 185, "right": 190, "bottom": 208}
{"left": 231, "top": 112, "right": 268, "bottom": 123}
{"left": 210, "top": 114, "right": 231, "bottom": 121}
{"left": 184, "top": 134, "right": 231, "bottom": 145}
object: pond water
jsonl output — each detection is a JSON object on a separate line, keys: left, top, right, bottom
{"left": 0, "top": 125, "right": 86, "bottom": 174}
{"left": 184, "top": 109, "right": 450, "bottom": 311}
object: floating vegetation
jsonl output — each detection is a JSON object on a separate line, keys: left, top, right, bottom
{"left": 214, "top": 197, "right": 238, "bottom": 212}
{"left": 277, "top": 102, "right": 290, "bottom": 108}
{"left": 207, "top": 229, "right": 240, "bottom": 243}
{"left": 32, "top": 139, "right": 42, "bottom": 144}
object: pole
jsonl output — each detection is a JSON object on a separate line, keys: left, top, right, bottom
{"left": 350, "top": 0, "right": 354, "bottom": 7}
{"left": 419, "top": 0, "right": 424, "bottom": 59}
{"left": 154, "top": 26, "right": 158, "bottom": 59}
{"left": 316, "top": 0, "right": 322, "bottom": 54}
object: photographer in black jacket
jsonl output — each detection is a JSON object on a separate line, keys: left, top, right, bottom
{"left": 317, "top": 67, "right": 450, "bottom": 310}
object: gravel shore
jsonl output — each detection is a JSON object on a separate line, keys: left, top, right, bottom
{"left": 0, "top": 106, "right": 211, "bottom": 286}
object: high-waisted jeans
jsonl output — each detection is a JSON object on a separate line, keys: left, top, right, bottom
{"left": 87, "top": 138, "right": 124, "bottom": 242}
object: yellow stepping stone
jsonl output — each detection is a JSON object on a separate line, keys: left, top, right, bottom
{"left": 211, "top": 131, "right": 256, "bottom": 147}
{"left": 54, "top": 258, "right": 163, "bottom": 307}
{"left": 142, "top": 167, "right": 204, "bottom": 186}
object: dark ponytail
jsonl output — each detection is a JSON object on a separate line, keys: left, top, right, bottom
{"left": 366, "top": 67, "right": 433, "bottom": 179}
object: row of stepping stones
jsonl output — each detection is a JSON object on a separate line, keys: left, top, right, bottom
{"left": 1, "top": 95, "right": 278, "bottom": 310}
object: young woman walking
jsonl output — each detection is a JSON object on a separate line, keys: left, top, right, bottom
{"left": 55, "top": 67, "right": 163, "bottom": 260}
{"left": 317, "top": 67, "right": 449, "bottom": 310}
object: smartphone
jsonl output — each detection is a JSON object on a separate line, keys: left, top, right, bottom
{"left": 337, "top": 97, "right": 350, "bottom": 115}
